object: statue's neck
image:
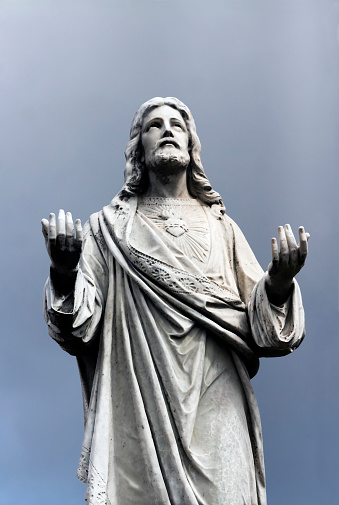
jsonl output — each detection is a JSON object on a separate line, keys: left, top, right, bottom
{"left": 145, "top": 167, "right": 193, "bottom": 199}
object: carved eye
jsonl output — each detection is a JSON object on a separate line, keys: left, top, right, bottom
{"left": 148, "top": 121, "right": 161, "bottom": 130}
{"left": 173, "top": 122, "right": 184, "bottom": 130}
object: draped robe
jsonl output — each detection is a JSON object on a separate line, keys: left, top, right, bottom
{"left": 44, "top": 195, "right": 305, "bottom": 505}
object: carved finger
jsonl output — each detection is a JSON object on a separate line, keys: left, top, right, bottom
{"left": 270, "top": 237, "right": 279, "bottom": 274}
{"left": 41, "top": 219, "right": 49, "bottom": 243}
{"left": 298, "top": 226, "right": 308, "bottom": 264}
{"left": 271, "top": 237, "right": 279, "bottom": 262}
{"left": 57, "top": 209, "right": 66, "bottom": 247}
{"left": 285, "top": 224, "right": 298, "bottom": 263}
{"left": 75, "top": 219, "right": 83, "bottom": 246}
{"left": 48, "top": 213, "right": 56, "bottom": 242}
{"left": 65, "top": 212, "right": 74, "bottom": 248}
{"left": 278, "top": 226, "right": 288, "bottom": 265}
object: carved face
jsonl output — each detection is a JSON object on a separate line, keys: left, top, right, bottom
{"left": 141, "top": 105, "right": 190, "bottom": 170}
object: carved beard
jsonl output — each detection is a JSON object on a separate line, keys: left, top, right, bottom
{"left": 146, "top": 150, "right": 190, "bottom": 183}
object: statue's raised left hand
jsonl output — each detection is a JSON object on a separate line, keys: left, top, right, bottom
{"left": 266, "top": 224, "right": 309, "bottom": 305}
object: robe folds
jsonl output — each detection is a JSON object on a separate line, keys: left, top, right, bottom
{"left": 44, "top": 195, "right": 305, "bottom": 505}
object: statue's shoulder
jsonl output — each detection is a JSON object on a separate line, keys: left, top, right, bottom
{"left": 219, "top": 212, "right": 245, "bottom": 239}
{"left": 88, "top": 211, "right": 101, "bottom": 235}
{"left": 86, "top": 195, "right": 136, "bottom": 243}
{"left": 221, "top": 213, "right": 235, "bottom": 226}
{"left": 87, "top": 196, "right": 127, "bottom": 235}
{"left": 78, "top": 212, "right": 103, "bottom": 249}
{"left": 204, "top": 203, "right": 242, "bottom": 236}
{"left": 84, "top": 210, "right": 109, "bottom": 256}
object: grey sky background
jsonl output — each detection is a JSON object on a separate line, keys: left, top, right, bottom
{"left": 0, "top": 0, "right": 338, "bottom": 503}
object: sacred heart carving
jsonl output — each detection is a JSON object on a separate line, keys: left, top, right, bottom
{"left": 164, "top": 217, "right": 189, "bottom": 237}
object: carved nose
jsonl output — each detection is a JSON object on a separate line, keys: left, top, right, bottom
{"left": 163, "top": 128, "right": 174, "bottom": 138}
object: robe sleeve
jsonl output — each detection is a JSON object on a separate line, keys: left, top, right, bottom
{"left": 248, "top": 273, "right": 305, "bottom": 356}
{"left": 227, "top": 216, "right": 305, "bottom": 356}
{"left": 43, "top": 218, "right": 108, "bottom": 356}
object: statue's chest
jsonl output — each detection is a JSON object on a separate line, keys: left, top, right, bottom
{"left": 137, "top": 198, "right": 210, "bottom": 266}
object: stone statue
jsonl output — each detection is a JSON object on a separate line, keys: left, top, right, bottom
{"left": 42, "top": 97, "right": 309, "bottom": 505}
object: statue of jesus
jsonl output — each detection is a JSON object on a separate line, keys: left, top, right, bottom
{"left": 42, "top": 97, "right": 309, "bottom": 505}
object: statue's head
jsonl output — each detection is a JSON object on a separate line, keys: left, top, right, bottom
{"left": 121, "top": 97, "right": 223, "bottom": 206}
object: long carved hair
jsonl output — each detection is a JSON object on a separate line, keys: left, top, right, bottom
{"left": 119, "top": 97, "right": 223, "bottom": 206}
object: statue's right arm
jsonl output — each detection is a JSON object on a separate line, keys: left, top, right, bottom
{"left": 42, "top": 209, "right": 107, "bottom": 355}
{"left": 41, "top": 209, "right": 83, "bottom": 295}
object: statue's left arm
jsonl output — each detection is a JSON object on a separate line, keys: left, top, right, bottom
{"left": 265, "top": 224, "right": 309, "bottom": 306}
{"left": 230, "top": 219, "right": 309, "bottom": 357}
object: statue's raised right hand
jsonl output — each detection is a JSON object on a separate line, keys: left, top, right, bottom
{"left": 41, "top": 209, "right": 83, "bottom": 273}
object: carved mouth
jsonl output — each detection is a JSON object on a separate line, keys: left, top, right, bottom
{"left": 158, "top": 139, "right": 179, "bottom": 148}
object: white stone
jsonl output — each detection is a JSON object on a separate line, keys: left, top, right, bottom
{"left": 42, "top": 97, "right": 308, "bottom": 505}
